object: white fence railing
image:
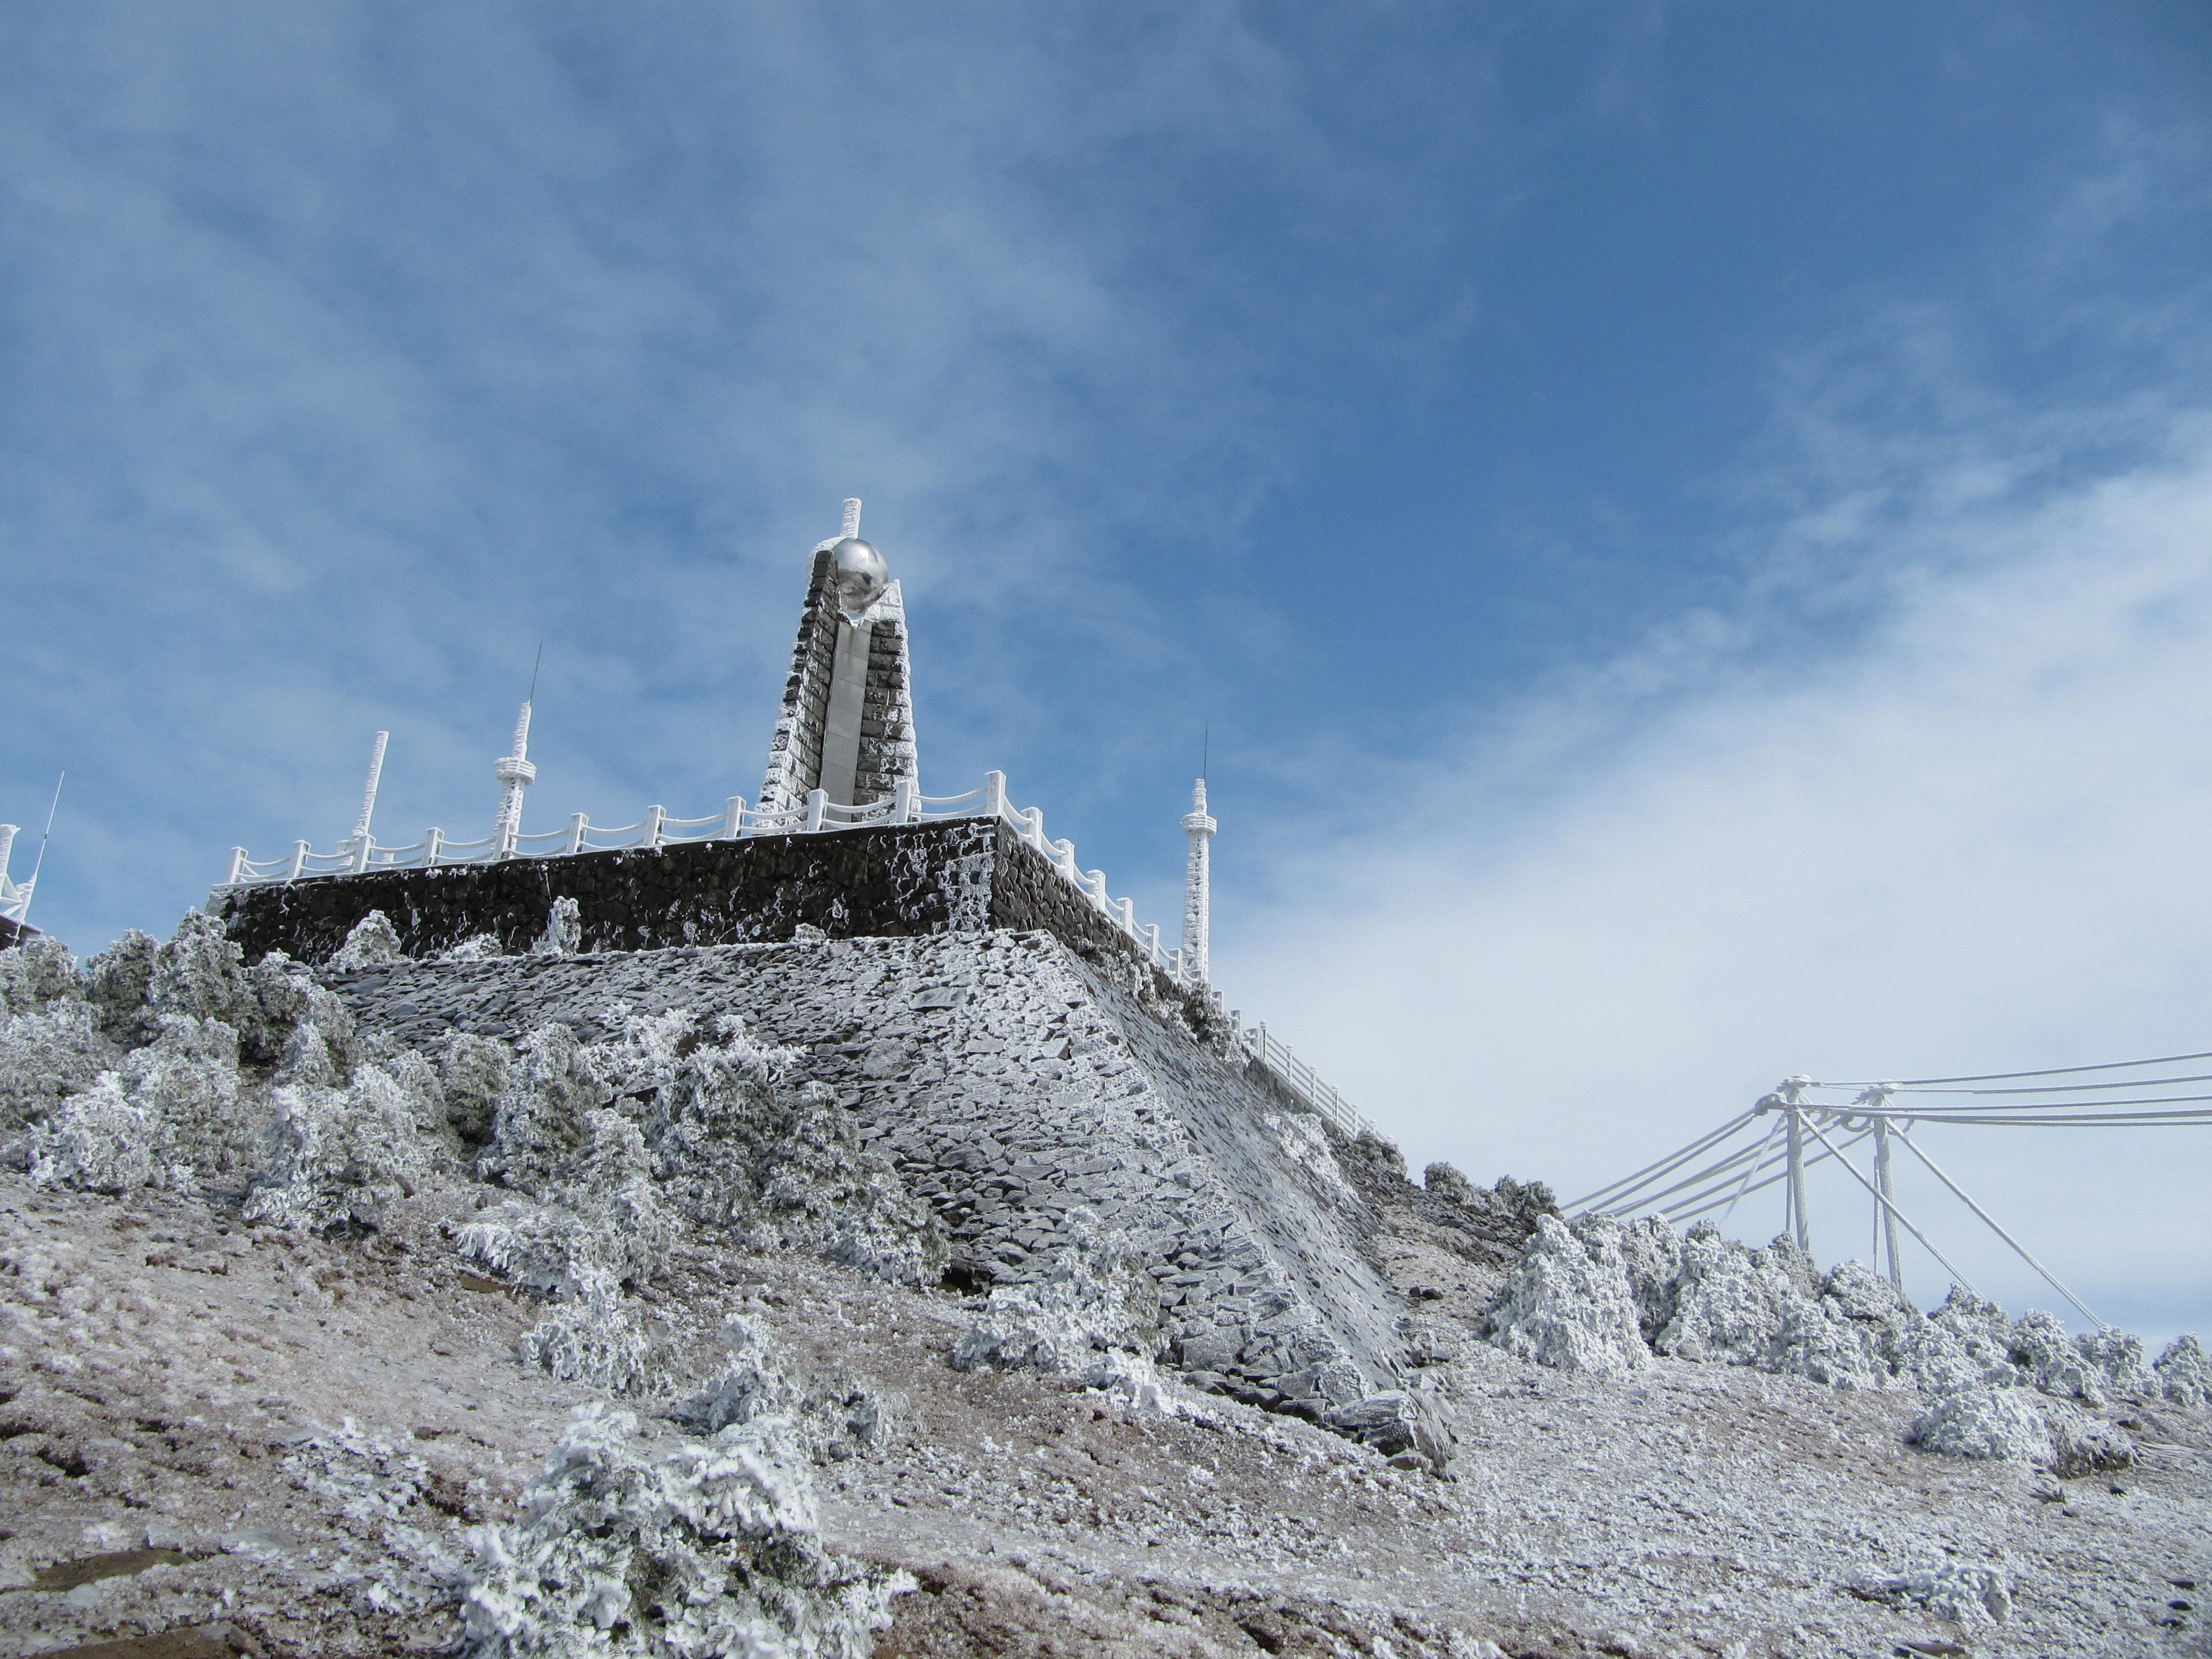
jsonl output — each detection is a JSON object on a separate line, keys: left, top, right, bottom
{"left": 215, "top": 769, "right": 1378, "bottom": 1138}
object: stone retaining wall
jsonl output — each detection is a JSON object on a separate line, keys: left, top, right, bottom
{"left": 215, "top": 821, "right": 1197, "bottom": 1013}
{"left": 328, "top": 929, "right": 1410, "bottom": 1415}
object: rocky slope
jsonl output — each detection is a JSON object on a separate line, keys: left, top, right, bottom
{"left": 0, "top": 915, "right": 2205, "bottom": 1658}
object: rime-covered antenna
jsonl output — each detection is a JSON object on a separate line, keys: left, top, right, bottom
{"left": 529, "top": 642, "right": 542, "bottom": 703}
{"left": 1202, "top": 722, "right": 1209, "bottom": 784}
{"left": 350, "top": 732, "right": 389, "bottom": 846}
{"left": 19, "top": 773, "right": 62, "bottom": 927}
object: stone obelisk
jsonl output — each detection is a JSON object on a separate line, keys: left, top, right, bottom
{"left": 1181, "top": 778, "right": 1215, "bottom": 984}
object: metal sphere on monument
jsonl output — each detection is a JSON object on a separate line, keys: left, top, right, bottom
{"left": 830, "top": 536, "right": 889, "bottom": 619}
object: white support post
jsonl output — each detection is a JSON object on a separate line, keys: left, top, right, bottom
{"left": 565, "top": 813, "right": 587, "bottom": 855}
{"left": 285, "top": 839, "right": 309, "bottom": 881}
{"left": 724, "top": 796, "right": 747, "bottom": 839}
{"left": 1022, "top": 806, "right": 1045, "bottom": 848}
{"left": 1053, "top": 839, "right": 1078, "bottom": 884}
{"left": 644, "top": 805, "right": 665, "bottom": 848}
{"left": 1144, "top": 922, "right": 1160, "bottom": 962}
{"left": 983, "top": 770, "right": 1007, "bottom": 822}
{"left": 351, "top": 731, "right": 388, "bottom": 852}
{"left": 425, "top": 828, "right": 444, "bottom": 868}
{"left": 804, "top": 789, "right": 827, "bottom": 832}
{"left": 1780, "top": 1074, "right": 1812, "bottom": 1255}
{"left": 225, "top": 846, "right": 246, "bottom": 886}
{"left": 352, "top": 834, "right": 374, "bottom": 874}
{"left": 1085, "top": 869, "right": 1108, "bottom": 911}
{"left": 893, "top": 778, "right": 916, "bottom": 824}
{"left": 1116, "top": 896, "right": 1135, "bottom": 935}
{"left": 1873, "top": 1113, "right": 1902, "bottom": 1288}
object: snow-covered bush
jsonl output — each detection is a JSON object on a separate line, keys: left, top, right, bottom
{"left": 481, "top": 1024, "right": 616, "bottom": 1194}
{"left": 607, "top": 1006, "right": 944, "bottom": 1286}
{"left": 328, "top": 911, "right": 405, "bottom": 971}
{"left": 1907, "top": 1380, "right": 2133, "bottom": 1474}
{"left": 0, "top": 936, "right": 80, "bottom": 1018}
{"left": 0, "top": 998, "right": 117, "bottom": 1140}
{"left": 81, "top": 930, "right": 160, "bottom": 1044}
{"left": 2154, "top": 1334, "right": 2212, "bottom": 1407}
{"left": 441, "top": 1034, "right": 511, "bottom": 1149}
{"left": 535, "top": 897, "right": 582, "bottom": 957}
{"left": 29, "top": 1072, "right": 187, "bottom": 1193}
{"left": 672, "top": 1316, "right": 890, "bottom": 1465}
{"left": 458, "top": 1405, "right": 907, "bottom": 1659}
{"left": 515, "top": 1289, "right": 662, "bottom": 1394}
{"left": 460, "top": 1108, "right": 672, "bottom": 1298}
{"left": 122, "top": 1014, "right": 246, "bottom": 1173}
{"left": 1484, "top": 1214, "right": 1650, "bottom": 1378}
{"left": 245, "top": 1060, "right": 452, "bottom": 1232}
{"left": 952, "top": 1211, "right": 1161, "bottom": 1375}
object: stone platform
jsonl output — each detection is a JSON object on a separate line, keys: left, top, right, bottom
{"left": 217, "top": 819, "right": 1168, "bottom": 988}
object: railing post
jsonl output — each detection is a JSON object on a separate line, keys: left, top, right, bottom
{"left": 983, "top": 770, "right": 1006, "bottom": 822}
{"left": 1085, "top": 870, "right": 1108, "bottom": 912}
{"left": 565, "top": 813, "right": 587, "bottom": 855}
{"left": 1144, "top": 923, "right": 1160, "bottom": 962}
{"left": 724, "top": 796, "right": 747, "bottom": 839}
{"left": 285, "top": 839, "right": 309, "bottom": 882}
{"left": 424, "top": 828, "right": 444, "bottom": 868}
{"left": 893, "top": 778, "right": 916, "bottom": 823}
{"left": 1116, "top": 896, "right": 1135, "bottom": 935}
{"left": 225, "top": 847, "right": 247, "bottom": 886}
{"left": 645, "top": 805, "right": 665, "bottom": 848}
{"left": 804, "top": 789, "right": 827, "bottom": 832}
{"left": 1021, "top": 805, "right": 1044, "bottom": 848}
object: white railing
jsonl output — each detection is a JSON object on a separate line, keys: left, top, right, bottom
{"left": 1238, "top": 1023, "right": 1375, "bottom": 1139}
{"left": 215, "top": 769, "right": 1376, "bottom": 1138}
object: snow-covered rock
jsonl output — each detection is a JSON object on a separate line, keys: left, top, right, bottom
{"left": 1851, "top": 1559, "right": 2013, "bottom": 1627}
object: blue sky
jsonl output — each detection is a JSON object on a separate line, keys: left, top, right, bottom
{"left": 4, "top": 3, "right": 2209, "bottom": 1337}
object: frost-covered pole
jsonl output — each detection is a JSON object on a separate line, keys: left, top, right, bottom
{"left": 493, "top": 701, "right": 537, "bottom": 858}
{"left": 349, "top": 731, "right": 388, "bottom": 871}
{"left": 1873, "top": 1118, "right": 1901, "bottom": 1287}
{"left": 1779, "top": 1074, "right": 1812, "bottom": 1255}
{"left": 1181, "top": 778, "right": 1216, "bottom": 985}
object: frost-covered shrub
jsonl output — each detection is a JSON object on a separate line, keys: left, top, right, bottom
{"left": 460, "top": 1109, "right": 672, "bottom": 1298}
{"left": 245, "top": 1061, "right": 452, "bottom": 1232}
{"left": 481, "top": 1024, "right": 615, "bottom": 1193}
{"left": 146, "top": 910, "right": 262, "bottom": 1037}
{"left": 1484, "top": 1214, "right": 1650, "bottom": 1378}
{"left": 448, "top": 934, "right": 506, "bottom": 962}
{"left": 1654, "top": 1231, "right": 1815, "bottom": 1366}
{"left": 672, "top": 1316, "right": 890, "bottom": 1464}
{"left": 953, "top": 1212, "right": 1162, "bottom": 1375}
{"left": 1910, "top": 1381, "right": 2054, "bottom": 1464}
{"left": 0, "top": 998, "right": 118, "bottom": 1137}
{"left": 29, "top": 1073, "right": 186, "bottom": 1193}
{"left": 328, "top": 911, "right": 405, "bottom": 971}
{"left": 516, "top": 1290, "right": 661, "bottom": 1394}
{"left": 458, "top": 1405, "right": 907, "bottom": 1659}
{"left": 2154, "top": 1334, "right": 2212, "bottom": 1407}
{"left": 81, "top": 930, "right": 160, "bottom": 1044}
{"left": 0, "top": 937, "right": 80, "bottom": 1018}
{"left": 252, "top": 952, "right": 360, "bottom": 1084}
{"left": 283, "top": 1418, "right": 458, "bottom": 1615}
{"left": 122, "top": 1015, "right": 245, "bottom": 1172}
{"left": 441, "top": 1034, "right": 512, "bottom": 1148}
{"left": 604, "top": 1006, "right": 944, "bottom": 1286}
